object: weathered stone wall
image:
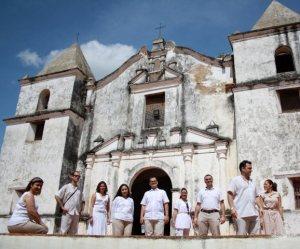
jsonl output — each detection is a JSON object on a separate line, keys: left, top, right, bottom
{"left": 234, "top": 87, "right": 300, "bottom": 206}
{"left": 233, "top": 30, "right": 300, "bottom": 84}
{"left": 15, "top": 76, "right": 77, "bottom": 115}
{"left": 0, "top": 116, "right": 69, "bottom": 217}
{"left": 1, "top": 234, "right": 300, "bottom": 249}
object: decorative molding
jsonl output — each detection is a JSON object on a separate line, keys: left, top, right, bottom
{"left": 129, "top": 76, "right": 182, "bottom": 94}
{"left": 229, "top": 22, "right": 300, "bottom": 45}
{"left": 19, "top": 68, "right": 86, "bottom": 86}
{"left": 215, "top": 141, "right": 229, "bottom": 159}
{"left": 4, "top": 108, "right": 84, "bottom": 125}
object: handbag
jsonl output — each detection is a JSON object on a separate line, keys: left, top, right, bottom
{"left": 60, "top": 188, "right": 78, "bottom": 214}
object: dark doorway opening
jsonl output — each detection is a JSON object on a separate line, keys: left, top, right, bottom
{"left": 131, "top": 167, "right": 172, "bottom": 235}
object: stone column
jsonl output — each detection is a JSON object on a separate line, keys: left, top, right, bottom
{"left": 215, "top": 141, "right": 228, "bottom": 203}
{"left": 182, "top": 145, "right": 195, "bottom": 207}
{"left": 83, "top": 155, "right": 95, "bottom": 215}
{"left": 111, "top": 151, "right": 122, "bottom": 194}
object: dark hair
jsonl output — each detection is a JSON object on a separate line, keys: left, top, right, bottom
{"left": 114, "top": 184, "right": 131, "bottom": 199}
{"left": 180, "top": 188, "right": 188, "bottom": 199}
{"left": 204, "top": 174, "right": 213, "bottom": 180}
{"left": 149, "top": 176, "right": 157, "bottom": 182}
{"left": 239, "top": 160, "right": 252, "bottom": 172}
{"left": 70, "top": 170, "right": 80, "bottom": 176}
{"left": 265, "top": 179, "right": 277, "bottom": 192}
{"left": 25, "top": 177, "right": 44, "bottom": 191}
{"left": 96, "top": 181, "right": 108, "bottom": 194}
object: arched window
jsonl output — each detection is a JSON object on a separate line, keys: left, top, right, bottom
{"left": 275, "top": 46, "right": 295, "bottom": 73}
{"left": 36, "top": 89, "right": 50, "bottom": 111}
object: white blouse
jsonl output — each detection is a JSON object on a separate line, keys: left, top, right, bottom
{"left": 112, "top": 196, "right": 134, "bottom": 222}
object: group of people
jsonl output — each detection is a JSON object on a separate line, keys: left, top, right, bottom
{"left": 7, "top": 160, "right": 284, "bottom": 237}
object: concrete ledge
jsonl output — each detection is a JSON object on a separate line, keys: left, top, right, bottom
{"left": 0, "top": 234, "right": 299, "bottom": 249}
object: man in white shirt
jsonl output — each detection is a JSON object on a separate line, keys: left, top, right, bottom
{"left": 140, "top": 177, "right": 170, "bottom": 236}
{"left": 227, "top": 160, "right": 263, "bottom": 235}
{"left": 194, "top": 174, "right": 226, "bottom": 236}
{"left": 55, "top": 171, "right": 85, "bottom": 235}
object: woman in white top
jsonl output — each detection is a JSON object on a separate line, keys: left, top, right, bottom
{"left": 7, "top": 177, "right": 48, "bottom": 234}
{"left": 87, "top": 181, "right": 110, "bottom": 235}
{"left": 112, "top": 184, "right": 134, "bottom": 236}
{"left": 172, "top": 188, "right": 192, "bottom": 236}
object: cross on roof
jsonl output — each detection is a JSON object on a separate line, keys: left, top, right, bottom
{"left": 75, "top": 32, "right": 80, "bottom": 44}
{"left": 155, "top": 23, "right": 166, "bottom": 38}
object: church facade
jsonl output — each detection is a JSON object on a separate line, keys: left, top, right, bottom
{"left": 0, "top": 1, "right": 299, "bottom": 235}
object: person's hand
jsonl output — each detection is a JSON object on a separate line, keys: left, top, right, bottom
{"left": 61, "top": 207, "right": 69, "bottom": 215}
{"left": 220, "top": 215, "right": 226, "bottom": 224}
{"left": 231, "top": 207, "right": 237, "bottom": 220}
{"left": 89, "top": 217, "right": 93, "bottom": 225}
{"left": 171, "top": 219, "right": 175, "bottom": 227}
{"left": 140, "top": 217, "right": 144, "bottom": 225}
{"left": 259, "top": 208, "right": 264, "bottom": 217}
{"left": 193, "top": 218, "right": 198, "bottom": 227}
{"left": 164, "top": 215, "right": 169, "bottom": 224}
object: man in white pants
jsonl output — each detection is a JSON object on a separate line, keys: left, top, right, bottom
{"left": 194, "top": 174, "right": 226, "bottom": 236}
{"left": 55, "top": 171, "right": 84, "bottom": 235}
{"left": 140, "top": 177, "right": 169, "bottom": 236}
{"left": 227, "top": 160, "right": 263, "bottom": 235}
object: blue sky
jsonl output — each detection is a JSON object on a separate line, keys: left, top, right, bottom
{"left": 0, "top": 0, "right": 299, "bottom": 147}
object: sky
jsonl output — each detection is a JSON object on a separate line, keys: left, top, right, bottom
{"left": 0, "top": 0, "right": 299, "bottom": 147}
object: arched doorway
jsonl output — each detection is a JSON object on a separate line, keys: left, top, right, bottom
{"left": 131, "top": 167, "right": 172, "bottom": 235}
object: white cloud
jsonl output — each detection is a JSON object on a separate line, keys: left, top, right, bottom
{"left": 17, "top": 40, "right": 136, "bottom": 79}
{"left": 80, "top": 40, "right": 136, "bottom": 79}
{"left": 17, "top": 49, "right": 43, "bottom": 67}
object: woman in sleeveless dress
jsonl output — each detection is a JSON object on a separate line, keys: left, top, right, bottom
{"left": 88, "top": 181, "right": 110, "bottom": 235}
{"left": 7, "top": 177, "right": 48, "bottom": 234}
{"left": 260, "top": 179, "right": 284, "bottom": 235}
{"left": 172, "top": 188, "right": 192, "bottom": 236}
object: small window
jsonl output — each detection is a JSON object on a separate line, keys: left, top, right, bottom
{"left": 37, "top": 89, "right": 50, "bottom": 111}
{"left": 145, "top": 93, "right": 165, "bottom": 128}
{"left": 291, "top": 177, "right": 300, "bottom": 209}
{"left": 277, "top": 88, "right": 300, "bottom": 112}
{"left": 26, "top": 121, "right": 45, "bottom": 142}
{"left": 35, "top": 122, "right": 45, "bottom": 140}
{"left": 275, "top": 46, "right": 295, "bottom": 73}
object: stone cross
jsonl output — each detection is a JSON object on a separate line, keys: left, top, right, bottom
{"left": 155, "top": 23, "right": 166, "bottom": 38}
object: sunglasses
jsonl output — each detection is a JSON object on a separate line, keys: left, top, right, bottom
{"left": 73, "top": 175, "right": 81, "bottom": 178}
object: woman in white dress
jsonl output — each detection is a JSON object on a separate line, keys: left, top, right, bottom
{"left": 7, "top": 177, "right": 48, "bottom": 234}
{"left": 88, "top": 181, "right": 110, "bottom": 235}
{"left": 172, "top": 188, "right": 192, "bottom": 236}
{"left": 111, "top": 184, "right": 134, "bottom": 236}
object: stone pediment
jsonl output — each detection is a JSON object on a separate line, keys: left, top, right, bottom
{"left": 129, "top": 64, "right": 183, "bottom": 94}
{"left": 91, "top": 135, "right": 121, "bottom": 155}
{"left": 129, "top": 65, "right": 182, "bottom": 85}
{"left": 186, "top": 126, "right": 230, "bottom": 145}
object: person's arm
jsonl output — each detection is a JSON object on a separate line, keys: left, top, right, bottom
{"left": 255, "top": 196, "right": 264, "bottom": 217}
{"left": 24, "top": 193, "right": 41, "bottom": 224}
{"left": 193, "top": 203, "right": 201, "bottom": 226}
{"left": 140, "top": 205, "right": 145, "bottom": 224}
{"left": 106, "top": 196, "right": 111, "bottom": 224}
{"left": 172, "top": 209, "right": 178, "bottom": 227}
{"left": 89, "top": 193, "right": 96, "bottom": 225}
{"left": 220, "top": 201, "right": 226, "bottom": 224}
{"left": 163, "top": 202, "right": 169, "bottom": 224}
{"left": 278, "top": 195, "right": 284, "bottom": 220}
{"left": 55, "top": 186, "right": 68, "bottom": 214}
{"left": 227, "top": 192, "right": 237, "bottom": 220}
